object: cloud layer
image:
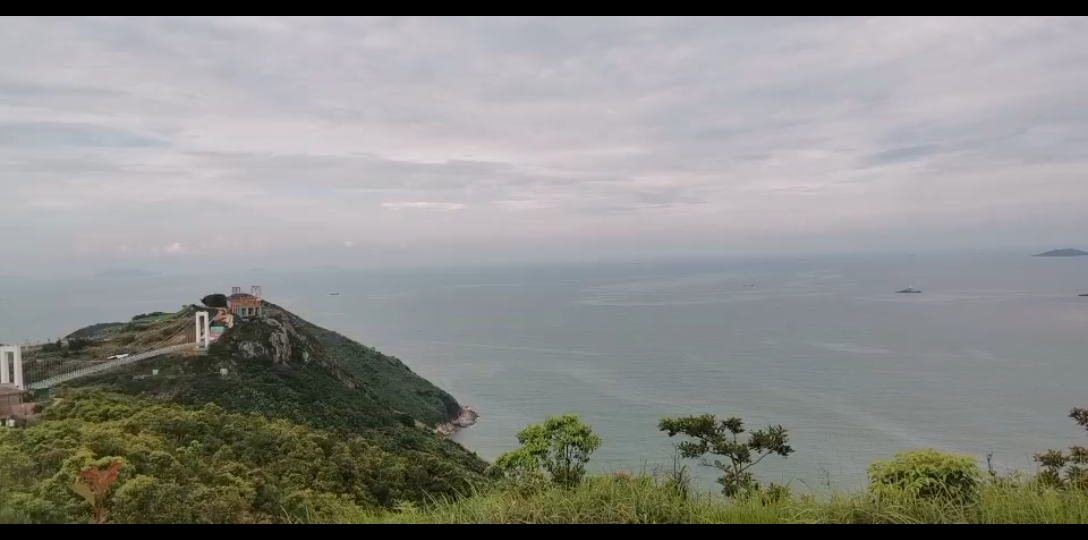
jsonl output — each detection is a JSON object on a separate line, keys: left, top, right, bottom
{"left": 2, "top": 16, "right": 1087, "bottom": 272}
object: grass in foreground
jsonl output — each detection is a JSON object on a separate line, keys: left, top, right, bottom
{"left": 322, "top": 474, "right": 1088, "bottom": 525}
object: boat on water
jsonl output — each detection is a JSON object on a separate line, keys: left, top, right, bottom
{"left": 896, "top": 286, "right": 923, "bottom": 294}
{"left": 329, "top": 293, "right": 340, "bottom": 296}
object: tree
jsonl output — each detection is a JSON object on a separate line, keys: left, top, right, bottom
{"left": 494, "top": 414, "right": 602, "bottom": 487}
{"left": 202, "top": 294, "right": 229, "bottom": 309}
{"left": 1036, "top": 408, "right": 1088, "bottom": 489}
{"left": 659, "top": 414, "right": 793, "bottom": 498}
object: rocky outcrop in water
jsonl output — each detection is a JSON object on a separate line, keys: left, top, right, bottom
{"left": 436, "top": 406, "right": 479, "bottom": 436}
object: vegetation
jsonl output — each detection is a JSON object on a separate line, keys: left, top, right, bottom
{"left": 202, "top": 294, "right": 229, "bottom": 309}
{"left": 72, "top": 303, "right": 472, "bottom": 435}
{"left": 660, "top": 414, "right": 793, "bottom": 498}
{"left": 0, "top": 390, "right": 485, "bottom": 524}
{"left": 131, "top": 312, "right": 173, "bottom": 322}
{"left": 1035, "top": 408, "right": 1088, "bottom": 489}
{"left": 868, "top": 449, "right": 982, "bottom": 501}
{"left": 493, "top": 414, "right": 602, "bottom": 487}
{"left": 65, "top": 322, "right": 125, "bottom": 340}
{"left": 328, "top": 474, "right": 1088, "bottom": 524}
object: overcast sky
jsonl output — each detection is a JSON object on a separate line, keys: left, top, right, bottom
{"left": 2, "top": 16, "right": 1087, "bottom": 275}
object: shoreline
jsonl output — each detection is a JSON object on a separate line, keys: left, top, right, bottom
{"left": 436, "top": 406, "right": 479, "bottom": 437}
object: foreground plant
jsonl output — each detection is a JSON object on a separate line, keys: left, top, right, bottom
{"left": 71, "top": 461, "right": 123, "bottom": 524}
{"left": 659, "top": 414, "right": 793, "bottom": 498}
{"left": 494, "top": 414, "right": 603, "bottom": 487}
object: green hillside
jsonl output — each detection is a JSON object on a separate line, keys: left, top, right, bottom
{"left": 0, "top": 299, "right": 488, "bottom": 523}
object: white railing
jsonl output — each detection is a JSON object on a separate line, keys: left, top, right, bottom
{"left": 27, "top": 343, "right": 198, "bottom": 390}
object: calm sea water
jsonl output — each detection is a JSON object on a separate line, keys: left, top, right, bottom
{"left": 2, "top": 253, "right": 1086, "bottom": 488}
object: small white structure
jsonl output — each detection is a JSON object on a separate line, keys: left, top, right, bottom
{"left": 195, "top": 311, "right": 211, "bottom": 348}
{"left": 0, "top": 346, "right": 23, "bottom": 391}
{"left": 152, "top": 369, "right": 159, "bottom": 377}
{"left": 220, "top": 368, "right": 229, "bottom": 377}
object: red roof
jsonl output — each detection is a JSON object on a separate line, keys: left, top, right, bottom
{"left": 229, "top": 294, "right": 261, "bottom": 307}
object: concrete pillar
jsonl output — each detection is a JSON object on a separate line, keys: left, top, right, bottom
{"left": 0, "top": 347, "right": 9, "bottom": 385}
{"left": 12, "top": 347, "right": 22, "bottom": 390}
{"left": 195, "top": 311, "right": 211, "bottom": 348}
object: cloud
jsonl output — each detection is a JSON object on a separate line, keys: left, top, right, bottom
{"left": 381, "top": 202, "right": 467, "bottom": 212}
{"left": 343, "top": 240, "right": 354, "bottom": 248}
{"left": 163, "top": 242, "right": 187, "bottom": 254}
{"left": 1, "top": 16, "right": 1088, "bottom": 272}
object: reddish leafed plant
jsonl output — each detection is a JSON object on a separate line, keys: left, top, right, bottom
{"left": 71, "top": 461, "right": 123, "bottom": 524}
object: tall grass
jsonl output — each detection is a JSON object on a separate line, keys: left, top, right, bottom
{"left": 323, "top": 474, "right": 1088, "bottom": 525}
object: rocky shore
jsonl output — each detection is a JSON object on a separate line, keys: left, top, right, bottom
{"left": 436, "top": 406, "right": 479, "bottom": 436}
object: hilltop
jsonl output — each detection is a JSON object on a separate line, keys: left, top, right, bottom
{"left": 57, "top": 300, "right": 478, "bottom": 434}
{"left": 1, "top": 297, "right": 488, "bottom": 523}
{"left": 1034, "top": 248, "right": 1088, "bottom": 257}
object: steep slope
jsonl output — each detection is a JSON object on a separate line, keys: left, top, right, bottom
{"left": 66, "top": 301, "right": 488, "bottom": 493}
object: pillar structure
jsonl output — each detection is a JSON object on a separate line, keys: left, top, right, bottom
{"left": 0, "top": 346, "right": 22, "bottom": 390}
{"left": 195, "top": 312, "right": 211, "bottom": 348}
{"left": 0, "top": 346, "right": 9, "bottom": 385}
{"left": 13, "top": 347, "right": 22, "bottom": 390}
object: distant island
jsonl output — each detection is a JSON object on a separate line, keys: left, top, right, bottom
{"left": 1033, "top": 249, "right": 1088, "bottom": 257}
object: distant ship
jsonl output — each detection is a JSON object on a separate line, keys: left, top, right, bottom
{"left": 329, "top": 293, "right": 340, "bottom": 296}
{"left": 896, "top": 286, "right": 923, "bottom": 294}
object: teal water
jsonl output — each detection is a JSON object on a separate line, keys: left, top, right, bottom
{"left": 2, "top": 253, "right": 1086, "bottom": 488}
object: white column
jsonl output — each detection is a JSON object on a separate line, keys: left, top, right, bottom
{"left": 195, "top": 312, "right": 210, "bottom": 348}
{"left": 12, "top": 346, "right": 22, "bottom": 390}
{"left": 0, "top": 347, "right": 9, "bottom": 385}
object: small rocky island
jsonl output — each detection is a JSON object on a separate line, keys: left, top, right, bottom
{"left": 1034, "top": 249, "right": 1088, "bottom": 257}
{"left": 896, "top": 287, "right": 923, "bottom": 294}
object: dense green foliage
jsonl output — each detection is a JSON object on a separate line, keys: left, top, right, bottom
{"left": 202, "top": 294, "right": 229, "bottom": 309}
{"left": 0, "top": 390, "right": 484, "bottom": 524}
{"left": 660, "top": 415, "right": 794, "bottom": 498}
{"left": 131, "top": 312, "right": 171, "bottom": 322}
{"left": 65, "top": 322, "right": 125, "bottom": 340}
{"left": 493, "top": 414, "right": 602, "bottom": 487}
{"left": 74, "top": 303, "right": 467, "bottom": 430}
{"left": 868, "top": 449, "right": 982, "bottom": 501}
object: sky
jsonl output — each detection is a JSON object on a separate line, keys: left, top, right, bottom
{"left": 2, "top": 16, "right": 1088, "bottom": 276}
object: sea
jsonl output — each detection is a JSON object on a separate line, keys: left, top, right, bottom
{"left": 2, "top": 252, "right": 1086, "bottom": 490}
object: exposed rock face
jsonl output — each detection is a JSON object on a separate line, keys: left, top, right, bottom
{"left": 264, "top": 318, "right": 295, "bottom": 365}
{"left": 436, "top": 406, "right": 479, "bottom": 436}
{"left": 208, "top": 301, "right": 472, "bottom": 429}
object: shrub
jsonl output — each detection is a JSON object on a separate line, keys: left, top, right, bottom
{"left": 493, "top": 414, "right": 602, "bottom": 488}
{"left": 659, "top": 414, "right": 793, "bottom": 499}
{"left": 67, "top": 338, "right": 92, "bottom": 352}
{"left": 868, "top": 449, "right": 982, "bottom": 501}
{"left": 1035, "top": 408, "right": 1088, "bottom": 489}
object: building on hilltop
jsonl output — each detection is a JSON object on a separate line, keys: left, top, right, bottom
{"left": 229, "top": 286, "right": 264, "bottom": 318}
